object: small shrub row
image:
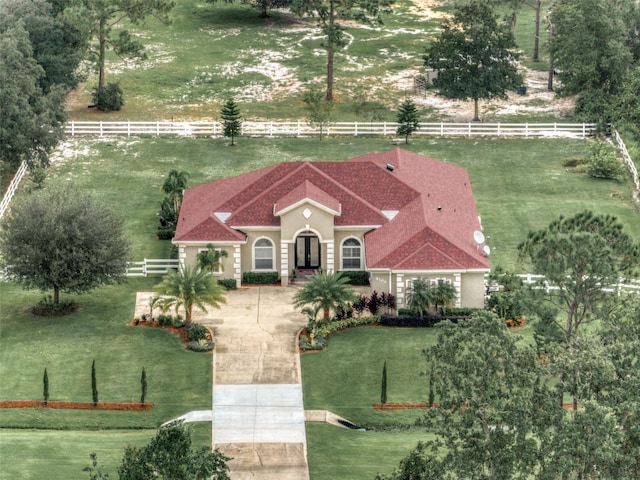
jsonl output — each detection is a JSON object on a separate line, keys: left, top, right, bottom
{"left": 242, "top": 272, "right": 279, "bottom": 284}
{"left": 397, "top": 307, "right": 479, "bottom": 317}
{"left": 338, "top": 270, "right": 370, "bottom": 285}
{"left": 188, "top": 323, "right": 207, "bottom": 342}
{"left": 317, "top": 316, "right": 380, "bottom": 337}
{"left": 157, "top": 314, "right": 184, "bottom": 328}
{"left": 217, "top": 278, "right": 237, "bottom": 290}
{"left": 379, "top": 314, "right": 469, "bottom": 328}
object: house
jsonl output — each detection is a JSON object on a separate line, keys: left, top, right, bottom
{"left": 173, "top": 148, "right": 490, "bottom": 308}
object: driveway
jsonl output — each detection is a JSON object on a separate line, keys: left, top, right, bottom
{"left": 198, "top": 286, "right": 310, "bottom": 480}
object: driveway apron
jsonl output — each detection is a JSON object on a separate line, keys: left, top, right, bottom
{"left": 201, "top": 286, "right": 310, "bottom": 480}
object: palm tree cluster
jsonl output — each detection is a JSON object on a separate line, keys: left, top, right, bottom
{"left": 293, "top": 271, "right": 357, "bottom": 321}
{"left": 406, "top": 279, "right": 457, "bottom": 316}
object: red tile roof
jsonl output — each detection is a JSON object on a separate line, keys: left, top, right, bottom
{"left": 174, "top": 149, "right": 490, "bottom": 271}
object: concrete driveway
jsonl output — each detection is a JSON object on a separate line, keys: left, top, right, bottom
{"left": 198, "top": 286, "right": 310, "bottom": 480}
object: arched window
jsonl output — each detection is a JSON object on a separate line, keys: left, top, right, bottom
{"left": 342, "top": 238, "right": 361, "bottom": 270}
{"left": 254, "top": 238, "right": 274, "bottom": 270}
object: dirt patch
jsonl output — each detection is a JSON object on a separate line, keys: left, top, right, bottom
{"left": 0, "top": 400, "right": 152, "bottom": 410}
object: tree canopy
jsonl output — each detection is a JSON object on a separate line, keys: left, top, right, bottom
{"left": 424, "top": 1, "right": 522, "bottom": 121}
{"left": 292, "top": 0, "right": 393, "bottom": 101}
{"left": 0, "top": 186, "right": 130, "bottom": 306}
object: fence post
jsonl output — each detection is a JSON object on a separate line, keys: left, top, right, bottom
{"left": 354, "top": 121, "right": 358, "bottom": 137}
{"left": 71, "top": 121, "right": 75, "bottom": 136}
{"left": 143, "top": 259, "right": 147, "bottom": 278}
{"left": 128, "top": 121, "right": 131, "bottom": 137}
{"left": 99, "top": 121, "right": 103, "bottom": 136}
{"left": 440, "top": 122, "right": 444, "bottom": 137}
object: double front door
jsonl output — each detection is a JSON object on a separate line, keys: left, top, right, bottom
{"left": 295, "top": 235, "right": 320, "bottom": 269}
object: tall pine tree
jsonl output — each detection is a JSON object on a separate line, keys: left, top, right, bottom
{"left": 221, "top": 99, "right": 241, "bottom": 146}
{"left": 396, "top": 98, "right": 420, "bottom": 144}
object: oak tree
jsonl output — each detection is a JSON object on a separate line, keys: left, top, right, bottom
{"left": 424, "top": 1, "right": 522, "bottom": 121}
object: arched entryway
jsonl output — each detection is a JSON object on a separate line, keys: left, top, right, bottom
{"left": 295, "top": 234, "right": 321, "bottom": 270}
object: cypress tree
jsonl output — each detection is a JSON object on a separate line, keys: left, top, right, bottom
{"left": 91, "top": 359, "right": 98, "bottom": 407}
{"left": 396, "top": 98, "right": 420, "bottom": 144}
{"left": 380, "top": 360, "right": 388, "bottom": 405}
{"left": 140, "top": 367, "right": 147, "bottom": 405}
{"left": 428, "top": 363, "right": 435, "bottom": 407}
{"left": 43, "top": 368, "right": 49, "bottom": 406}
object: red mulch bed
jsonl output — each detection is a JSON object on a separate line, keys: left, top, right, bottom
{"left": 373, "top": 403, "right": 438, "bottom": 410}
{"left": 130, "top": 321, "right": 213, "bottom": 353}
{"left": 0, "top": 400, "right": 153, "bottom": 410}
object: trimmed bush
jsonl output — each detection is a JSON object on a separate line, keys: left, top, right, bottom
{"left": 299, "top": 335, "right": 327, "bottom": 351}
{"left": 242, "top": 272, "right": 279, "bottom": 284}
{"left": 217, "top": 278, "right": 238, "bottom": 290}
{"left": 188, "top": 323, "right": 207, "bottom": 342}
{"left": 587, "top": 139, "right": 624, "bottom": 180}
{"left": 92, "top": 82, "right": 124, "bottom": 112}
{"left": 378, "top": 314, "right": 469, "bottom": 328}
{"left": 316, "top": 315, "right": 379, "bottom": 337}
{"left": 157, "top": 314, "right": 172, "bottom": 327}
{"left": 187, "top": 340, "right": 214, "bottom": 352}
{"left": 171, "top": 315, "right": 185, "bottom": 328}
{"left": 338, "top": 270, "right": 370, "bottom": 285}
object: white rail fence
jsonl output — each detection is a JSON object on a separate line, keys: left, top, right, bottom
{"left": 126, "top": 258, "right": 180, "bottom": 277}
{"left": 612, "top": 129, "right": 640, "bottom": 192}
{"left": 65, "top": 121, "right": 597, "bottom": 139}
{"left": 487, "top": 273, "right": 640, "bottom": 296}
{"left": 0, "top": 161, "right": 28, "bottom": 220}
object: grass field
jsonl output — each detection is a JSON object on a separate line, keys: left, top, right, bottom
{"left": 66, "top": 0, "right": 560, "bottom": 121}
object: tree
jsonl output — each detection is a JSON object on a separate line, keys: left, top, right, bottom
{"left": 220, "top": 98, "right": 241, "bottom": 146}
{"left": 292, "top": 271, "right": 357, "bottom": 320}
{"left": 380, "top": 360, "right": 387, "bottom": 405}
{"left": 413, "top": 312, "right": 541, "bottom": 479}
{"left": 0, "top": 186, "right": 130, "bottom": 307}
{"left": 161, "top": 169, "right": 188, "bottom": 216}
{"left": 549, "top": 0, "right": 632, "bottom": 122}
{"left": 518, "top": 211, "right": 640, "bottom": 348}
{"left": 405, "top": 278, "right": 433, "bottom": 317}
{"left": 396, "top": 98, "right": 420, "bottom": 144}
{"left": 0, "top": 24, "right": 66, "bottom": 169}
{"left": 155, "top": 266, "right": 227, "bottom": 326}
{"left": 69, "top": 0, "right": 174, "bottom": 92}
{"left": 43, "top": 367, "right": 49, "bottom": 406}
{"left": 196, "top": 244, "right": 228, "bottom": 273}
{"left": 0, "top": 0, "right": 88, "bottom": 93}
{"left": 292, "top": 0, "right": 393, "bottom": 101}
{"left": 91, "top": 359, "right": 98, "bottom": 407}
{"left": 424, "top": 1, "right": 522, "bottom": 121}
{"left": 83, "top": 452, "right": 110, "bottom": 480}
{"left": 431, "top": 281, "right": 456, "bottom": 314}
{"left": 302, "top": 85, "right": 333, "bottom": 139}
{"left": 140, "top": 367, "right": 147, "bottom": 404}
{"left": 118, "top": 422, "right": 230, "bottom": 480}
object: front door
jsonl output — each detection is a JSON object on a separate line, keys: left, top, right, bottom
{"left": 295, "top": 235, "right": 321, "bottom": 269}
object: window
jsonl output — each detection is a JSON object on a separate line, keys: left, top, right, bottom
{"left": 342, "top": 238, "right": 361, "bottom": 270}
{"left": 254, "top": 238, "right": 274, "bottom": 270}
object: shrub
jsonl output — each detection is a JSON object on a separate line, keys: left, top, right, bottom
{"left": 299, "top": 335, "right": 327, "bottom": 351}
{"left": 352, "top": 295, "right": 368, "bottom": 316}
{"left": 587, "top": 140, "right": 624, "bottom": 180}
{"left": 157, "top": 314, "right": 172, "bottom": 327}
{"left": 242, "top": 272, "right": 279, "bottom": 284}
{"left": 189, "top": 323, "right": 207, "bottom": 342}
{"left": 367, "top": 291, "right": 381, "bottom": 315}
{"left": 378, "top": 314, "right": 468, "bottom": 328}
{"left": 217, "top": 278, "right": 237, "bottom": 290}
{"left": 562, "top": 157, "right": 586, "bottom": 168}
{"left": 92, "top": 82, "right": 124, "bottom": 112}
{"left": 157, "top": 225, "right": 175, "bottom": 240}
{"left": 187, "top": 340, "right": 215, "bottom": 352}
{"left": 171, "top": 315, "right": 185, "bottom": 328}
{"left": 316, "top": 315, "right": 379, "bottom": 337}
{"left": 338, "top": 270, "right": 370, "bottom": 285}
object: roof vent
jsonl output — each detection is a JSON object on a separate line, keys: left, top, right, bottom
{"left": 386, "top": 163, "right": 394, "bottom": 171}
{"left": 382, "top": 210, "right": 399, "bottom": 220}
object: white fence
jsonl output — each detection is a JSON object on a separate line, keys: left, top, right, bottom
{"left": 613, "top": 129, "right": 640, "bottom": 192}
{"left": 126, "top": 258, "right": 179, "bottom": 277}
{"left": 0, "top": 161, "right": 28, "bottom": 220}
{"left": 64, "top": 120, "right": 597, "bottom": 139}
{"left": 487, "top": 273, "right": 640, "bottom": 296}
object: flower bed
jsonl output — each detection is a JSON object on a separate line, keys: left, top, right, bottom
{"left": 0, "top": 400, "right": 153, "bottom": 410}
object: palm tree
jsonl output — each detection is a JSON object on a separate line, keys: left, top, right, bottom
{"left": 406, "top": 278, "right": 433, "bottom": 317}
{"left": 293, "top": 271, "right": 357, "bottom": 321}
{"left": 155, "top": 266, "right": 226, "bottom": 326}
{"left": 161, "top": 170, "right": 189, "bottom": 215}
{"left": 432, "top": 281, "right": 457, "bottom": 314}
{"left": 196, "top": 244, "right": 228, "bottom": 273}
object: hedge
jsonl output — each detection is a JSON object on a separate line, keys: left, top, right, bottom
{"left": 242, "top": 272, "right": 279, "bottom": 284}
{"left": 338, "top": 270, "right": 370, "bottom": 285}
{"left": 379, "top": 314, "right": 471, "bottom": 328}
